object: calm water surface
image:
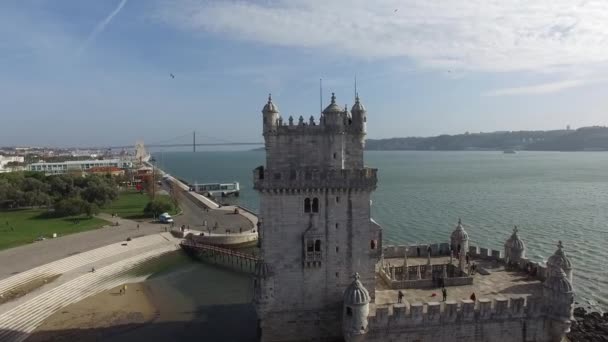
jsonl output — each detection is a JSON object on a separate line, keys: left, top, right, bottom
{"left": 154, "top": 150, "right": 608, "bottom": 311}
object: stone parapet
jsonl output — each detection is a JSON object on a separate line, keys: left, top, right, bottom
{"left": 383, "top": 243, "right": 451, "bottom": 258}
{"left": 253, "top": 166, "right": 377, "bottom": 191}
{"left": 368, "top": 296, "right": 540, "bottom": 328}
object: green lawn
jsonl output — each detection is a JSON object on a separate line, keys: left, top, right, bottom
{"left": 0, "top": 209, "right": 108, "bottom": 251}
{"left": 103, "top": 190, "right": 177, "bottom": 220}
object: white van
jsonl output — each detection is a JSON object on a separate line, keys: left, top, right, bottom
{"left": 159, "top": 212, "right": 174, "bottom": 223}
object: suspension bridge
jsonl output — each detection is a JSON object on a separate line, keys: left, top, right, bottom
{"left": 95, "top": 131, "right": 263, "bottom": 151}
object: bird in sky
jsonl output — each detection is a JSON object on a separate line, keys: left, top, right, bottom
{"left": 394, "top": 9, "right": 398, "bottom": 12}
{"left": 170, "top": 73, "right": 175, "bottom": 79}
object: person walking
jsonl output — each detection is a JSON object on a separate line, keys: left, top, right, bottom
{"left": 442, "top": 288, "right": 447, "bottom": 301}
{"left": 397, "top": 290, "right": 404, "bottom": 304}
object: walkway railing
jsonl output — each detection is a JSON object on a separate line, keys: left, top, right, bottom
{"left": 179, "top": 239, "right": 259, "bottom": 273}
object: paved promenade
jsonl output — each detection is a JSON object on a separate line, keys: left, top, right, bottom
{"left": 0, "top": 214, "right": 169, "bottom": 281}
{"left": 0, "top": 232, "right": 180, "bottom": 342}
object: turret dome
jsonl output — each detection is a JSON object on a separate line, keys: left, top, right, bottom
{"left": 322, "top": 93, "right": 342, "bottom": 114}
{"left": 262, "top": 94, "right": 279, "bottom": 114}
{"left": 547, "top": 241, "right": 572, "bottom": 271}
{"left": 351, "top": 94, "right": 366, "bottom": 113}
{"left": 544, "top": 267, "right": 573, "bottom": 293}
{"left": 344, "top": 273, "right": 370, "bottom": 305}
{"left": 451, "top": 218, "right": 469, "bottom": 241}
{"left": 505, "top": 226, "right": 525, "bottom": 251}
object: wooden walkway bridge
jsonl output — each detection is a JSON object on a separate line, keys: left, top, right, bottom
{"left": 180, "top": 239, "right": 260, "bottom": 273}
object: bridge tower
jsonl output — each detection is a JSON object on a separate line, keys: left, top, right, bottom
{"left": 253, "top": 92, "right": 382, "bottom": 341}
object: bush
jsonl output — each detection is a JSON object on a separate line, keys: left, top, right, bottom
{"left": 143, "top": 197, "right": 175, "bottom": 217}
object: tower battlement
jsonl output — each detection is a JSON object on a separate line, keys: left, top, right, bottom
{"left": 369, "top": 296, "right": 536, "bottom": 328}
{"left": 253, "top": 166, "right": 377, "bottom": 191}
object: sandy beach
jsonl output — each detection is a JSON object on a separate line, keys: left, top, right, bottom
{"left": 27, "top": 282, "right": 157, "bottom": 342}
{"left": 26, "top": 257, "right": 258, "bottom": 342}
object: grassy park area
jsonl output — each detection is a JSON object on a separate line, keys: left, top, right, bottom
{"left": 0, "top": 209, "right": 108, "bottom": 251}
{"left": 0, "top": 189, "right": 178, "bottom": 251}
{"left": 102, "top": 190, "right": 178, "bottom": 220}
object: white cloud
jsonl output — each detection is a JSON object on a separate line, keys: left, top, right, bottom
{"left": 482, "top": 79, "right": 588, "bottom": 96}
{"left": 153, "top": 0, "right": 608, "bottom": 73}
{"left": 78, "top": 0, "right": 128, "bottom": 55}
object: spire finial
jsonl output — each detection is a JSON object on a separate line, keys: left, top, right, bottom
{"left": 331, "top": 92, "right": 336, "bottom": 104}
{"left": 355, "top": 92, "right": 360, "bottom": 102}
{"left": 557, "top": 240, "right": 563, "bottom": 250}
{"left": 458, "top": 217, "right": 462, "bottom": 225}
{"left": 268, "top": 93, "right": 272, "bottom": 103}
{"left": 353, "top": 272, "right": 360, "bottom": 281}
{"left": 513, "top": 225, "right": 518, "bottom": 234}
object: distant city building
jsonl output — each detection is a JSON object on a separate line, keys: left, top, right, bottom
{"left": 567, "top": 125, "right": 571, "bottom": 131}
{"left": 28, "top": 159, "right": 133, "bottom": 175}
{"left": 0, "top": 155, "right": 25, "bottom": 173}
{"left": 85, "top": 166, "right": 126, "bottom": 177}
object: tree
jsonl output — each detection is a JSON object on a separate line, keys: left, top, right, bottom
{"left": 83, "top": 202, "right": 100, "bottom": 217}
{"left": 81, "top": 183, "right": 117, "bottom": 207}
{"left": 143, "top": 197, "right": 174, "bottom": 217}
{"left": 54, "top": 197, "right": 87, "bottom": 217}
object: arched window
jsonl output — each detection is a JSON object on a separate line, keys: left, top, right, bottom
{"left": 314, "top": 239, "right": 321, "bottom": 252}
{"left": 370, "top": 240, "right": 376, "bottom": 250}
{"left": 304, "top": 198, "right": 311, "bottom": 213}
{"left": 346, "top": 307, "right": 352, "bottom": 316}
{"left": 312, "top": 198, "right": 319, "bottom": 213}
{"left": 307, "top": 240, "right": 314, "bottom": 252}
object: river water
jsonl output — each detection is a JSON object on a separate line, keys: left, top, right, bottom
{"left": 153, "top": 150, "right": 608, "bottom": 311}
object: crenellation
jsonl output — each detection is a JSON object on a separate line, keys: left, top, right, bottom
{"left": 479, "top": 247, "right": 490, "bottom": 258}
{"left": 478, "top": 298, "right": 492, "bottom": 319}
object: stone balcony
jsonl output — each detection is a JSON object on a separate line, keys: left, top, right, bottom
{"left": 253, "top": 166, "right": 378, "bottom": 191}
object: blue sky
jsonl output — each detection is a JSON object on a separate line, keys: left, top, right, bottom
{"left": 1, "top": 0, "right": 608, "bottom": 147}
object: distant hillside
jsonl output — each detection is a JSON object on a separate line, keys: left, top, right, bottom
{"left": 366, "top": 127, "right": 608, "bottom": 151}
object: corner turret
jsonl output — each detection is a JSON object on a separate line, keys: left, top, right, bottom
{"left": 343, "top": 273, "right": 370, "bottom": 342}
{"left": 547, "top": 240, "right": 573, "bottom": 283}
{"left": 323, "top": 93, "right": 345, "bottom": 129}
{"left": 450, "top": 218, "right": 469, "bottom": 257}
{"left": 262, "top": 94, "right": 280, "bottom": 134}
{"left": 351, "top": 93, "right": 367, "bottom": 134}
{"left": 504, "top": 225, "right": 526, "bottom": 265}
{"left": 543, "top": 241, "right": 575, "bottom": 340}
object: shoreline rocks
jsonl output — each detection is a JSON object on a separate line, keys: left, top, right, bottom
{"left": 567, "top": 307, "right": 608, "bottom": 342}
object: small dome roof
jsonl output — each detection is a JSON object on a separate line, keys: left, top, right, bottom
{"left": 351, "top": 94, "right": 366, "bottom": 113}
{"left": 451, "top": 218, "right": 469, "bottom": 241}
{"left": 344, "top": 273, "right": 370, "bottom": 305}
{"left": 505, "top": 226, "right": 525, "bottom": 251}
{"left": 262, "top": 94, "right": 279, "bottom": 114}
{"left": 544, "top": 267, "right": 573, "bottom": 293}
{"left": 323, "top": 93, "right": 342, "bottom": 114}
{"left": 547, "top": 241, "right": 572, "bottom": 271}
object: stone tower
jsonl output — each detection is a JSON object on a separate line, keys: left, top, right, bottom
{"left": 253, "top": 93, "right": 382, "bottom": 341}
